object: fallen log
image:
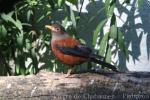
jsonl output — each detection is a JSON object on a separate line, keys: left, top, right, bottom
{"left": 0, "top": 71, "right": 150, "bottom": 100}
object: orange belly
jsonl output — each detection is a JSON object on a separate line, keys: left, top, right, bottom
{"left": 51, "top": 38, "right": 88, "bottom": 66}
{"left": 53, "top": 50, "right": 87, "bottom": 65}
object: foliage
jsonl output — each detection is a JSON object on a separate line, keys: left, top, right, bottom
{"left": 92, "top": 0, "right": 143, "bottom": 69}
{"left": 0, "top": 0, "right": 143, "bottom": 75}
{"left": 93, "top": 0, "right": 130, "bottom": 68}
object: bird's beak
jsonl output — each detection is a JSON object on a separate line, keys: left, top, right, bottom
{"left": 45, "top": 25, "right": 54, "bottom": 30}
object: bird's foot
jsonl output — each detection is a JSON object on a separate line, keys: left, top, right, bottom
{"left": 64, "top": 74, "right": 71, "bottom": 78}
{"left": 60, "top": 73, "right": 71, "bottom": 78}
{"left": 62, "top": 68, "right": 73, "bottom": 78}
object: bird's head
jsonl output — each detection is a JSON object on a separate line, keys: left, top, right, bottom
{"left": 45, "top": 24, "right": 66, "bottom": 35}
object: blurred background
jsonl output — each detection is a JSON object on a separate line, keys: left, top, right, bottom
{"left": 0, "top": 0, "right": 149, "bottom": 76}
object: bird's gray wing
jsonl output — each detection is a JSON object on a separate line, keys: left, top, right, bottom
{"left": 56, "top": 44, "right": 92, "bottom": 58}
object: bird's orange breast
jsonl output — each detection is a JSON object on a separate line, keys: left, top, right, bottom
{"left": 51, "top": 37, "right": 87, "bottom": 66}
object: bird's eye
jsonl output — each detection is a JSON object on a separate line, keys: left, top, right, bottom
{"left": 56, "top": 28, "right": 60, "bottom": 31}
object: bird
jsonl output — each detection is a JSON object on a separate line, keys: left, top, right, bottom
{"left": 45, "top": 24, "right": 118, "bottom": 77}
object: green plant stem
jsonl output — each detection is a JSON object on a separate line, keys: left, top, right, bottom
{"left": 15, "top": 6, "right": 18, "bottom": 20}
{"left": 77, "top": 0, "right": 84, "bottom": 24}
{"left": 78, "top": 0, "right": 84, "bottom": 17}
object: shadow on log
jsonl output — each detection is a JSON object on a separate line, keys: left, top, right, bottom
{"left": 0, "top": 71, "right": 150, "bottom": 100}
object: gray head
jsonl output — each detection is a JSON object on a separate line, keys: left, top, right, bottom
{"left": 45, "top": 24, "right": 66, "bottom": 34}
{"left": 45, "top": 24, "right": 69, "bottom": 41}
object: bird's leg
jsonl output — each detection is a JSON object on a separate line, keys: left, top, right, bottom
{"left": 65, "top": 66, "right": 74, "bottom": 78}
{"left": 65, "top": 69, "right": 72, "bottom": 78}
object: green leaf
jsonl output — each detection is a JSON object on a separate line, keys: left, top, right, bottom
{"left": 31, "top": 48, "right": 36, "bottom": 58}
{"left": 36, "top": 15, "right": 45, "bottom": 23}
{"left": 22, "top": 23, "right": 32, "bottom": 27}
{"left": 117, "top": 29, "right": 129, "bottom": 60}
{"left": 58, "top": 0, "right": 62, "bottom": 7}
{"left": 29, "top": 66, "right": 34, "bottom": 74}
{"left": 0, "top": 25, "right": 7, "bottom": 37}
{"left": 15, "top": 63, "right": 20, "bottom": 74}
{"left": 31, "top": 48, "right": 38, "bottom": 73}
{"left": 105, "top": 0, "right": 110, "bottom": 14}
{"left": 79, "top": 38, "right": 86, "bottom": 44}
{"left": 137, "top": 0, "right": 143, "bottom": 8}
{"left": 1, "top": 13, "right": 16, "bottom": 23}
{"left": 117, "top": 30, "right": 124, "bottom": 50}
{"left": 58, "top": 0, "right": 65, "bottom": 7}
{"left": 47, "top": 0, "right": 55, "bottom": 10}
{"left": 27, "top": 10, "right": 33, "bottom": 22}
{"left": 93, "top": 19, "right": 107, "bottom": 45}
{"left": 17, "top": 32, "right": 24, "bottom": 47}
{"left": 70, "top": 7, "right": 76, "bottom": 28}
{"left": 26, "top": 39, "right": 32, "bottom": 50}
{"left": 66, "top": 0, "right": 77, "bottom": 5}
{"left": 16, "top": 20, "right": 23, "bottom": 31}
{"left": 20, "top": 66, "right": 26, "bottom": 75}
{"left": 110, "top": 24, "right": 117, "bottom": 39}
{"left": 105, "top": 45, "right": 112, "bottom": 63}
{"left": 19, "top": 56, "right": 26, "bottom": 75}
{"left": 62, "top": 17, "right": 68, "bottom": 27}
{"left": 1, "top": 13, "right": 23, "bottom": 31}
{"left": 25, "top": 67, "right": 29, "bottom": 74}
{"left": 0, "top": 12, "right": 14, "bottom": 21}
{"left": 99, "top": 32, "right": 109, "bottom": 56}
{"left": 27, "top": 0, "right": 38, "bottom": 6}
{"left": 107, "top": 3, "right": 115, "bottom": 17}
{"left": 7, "top": 11, "right": 14, "bottom": 17}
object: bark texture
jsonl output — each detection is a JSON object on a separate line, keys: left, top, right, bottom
{"left": 0, "top": 71, "right": 150, "bottom": 100}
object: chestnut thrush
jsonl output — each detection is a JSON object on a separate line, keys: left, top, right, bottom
{"left": 45, "top": 24, "right": 118, "bottom": 77}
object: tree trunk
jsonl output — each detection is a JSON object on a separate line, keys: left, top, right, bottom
{"left": 0, "top": 71, "right": 150, "bottom": 100}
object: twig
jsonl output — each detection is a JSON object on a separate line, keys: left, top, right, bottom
{"left": 77, "top": 0, "right": 85, "bottom": 24}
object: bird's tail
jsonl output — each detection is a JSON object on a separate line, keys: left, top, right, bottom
{"left": 89, "top": 54, "right": 118, "bottom": 72}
